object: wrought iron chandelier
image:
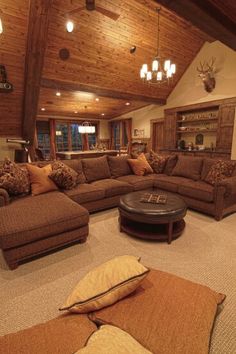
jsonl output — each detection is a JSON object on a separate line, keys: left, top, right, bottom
{"left": 78, "top": 121, "right": 96, "bottom": 134}
{"left": 140, "top": 8, "right": 176, "bottom": 84}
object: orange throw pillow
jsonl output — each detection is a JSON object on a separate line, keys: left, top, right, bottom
{"left": 128, "top": 154, "right": 153, "bottom": 176}
{"left": 138, "top": 153, "right": 153, "bottom": 174}
{"left": 27, "top": 164, "right": 58, "bottom": 196}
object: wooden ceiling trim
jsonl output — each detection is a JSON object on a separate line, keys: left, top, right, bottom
{"left": 155, "top": 0, "right": 236, "bottom": 50}
{"left": 41, "top": 78, "right": 167, "bottom": 105}
{"left": 22, "top": 0, "right": 53, "bottom": 145}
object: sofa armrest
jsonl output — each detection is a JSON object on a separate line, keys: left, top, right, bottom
{"left": 215, "top": 176, "right": 236, "bottom": 197}
{"left": 0, "top": 188, "right": 10, "bottom": 207}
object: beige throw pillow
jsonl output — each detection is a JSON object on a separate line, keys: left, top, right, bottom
{"left": 27, "top": 164, "right": 58, "bottom": 196}
{"left": 60, "top": 255, "right": 149, "bottom": 313}
{"left": 76, "top": 325, "right": 153, "bottom": 354}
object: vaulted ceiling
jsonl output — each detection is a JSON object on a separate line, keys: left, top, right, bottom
{"left": 0, "top": 0, "right": 236, "bottom": 140}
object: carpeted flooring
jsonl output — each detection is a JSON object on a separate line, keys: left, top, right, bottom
{"left": 0, "top": 208, "right": 236, "bottom": 353}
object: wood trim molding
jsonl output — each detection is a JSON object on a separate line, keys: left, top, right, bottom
{"left": 22, "top": 0, "right": 53, "bottom": 146}
{"left": 155, "top": 0, "right": 236, "bottom": 51}
{"left": 41, "top": 78, "right": 167, "bottom": 105}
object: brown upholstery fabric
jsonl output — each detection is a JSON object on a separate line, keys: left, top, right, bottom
{"left": 163, "top": 155, "right": 178, "bottom": 175}
{"left": 146, "top": 150, "right": 168, "bottom": 174}
{"left": 0, "top": 191, "right": 89, "bottom": 249}
{"left": 0, "top": 188, "right": 10, "bottom": 207}
{"left": 91, "top": 179, "right": 133, "bottom": 197}
{"left": 63, "top": 159, "right": 86, "bottom": 184}
{"left": 201, "top": 159, "right": 218, "bottom": 180}
{"left": 64, "top": 184, "right": 105, "bottom": 204}
{"left": 178, "top": 180, "right": 214, "bottom": 202}
{"left": 205, "top": 160, "right": 236, "bottom": 185}
{"left": 153, "top": 175, "right": 190, "bottom": 192}
{"left": 116, "top": 175, "right": 154, "bottom": 191}
{"left": 81, "top": 195, "right": 122, "bottom": 213}
{"left": 0, "top": 158, "right": 30, "bottom": 196}
{"left": 90, "top": 269, "right": 225, "bottom": 354}
{"left": 49, "top": 161, "right": 78, "bottom": 190}
{"left": 172, "top": 156, "right": 203, "bottom": 181}
{"left": 217, "top": 175, "right": 236, "bottom": 197}
{"left": 82, "top": 156, "right": 111, "bottom": 182}
{"left": 108, "top": 155, "right": 132, "bottom": 178}
{"left": 26, "top": 164, "right": 58, "bottom": 196}
{"left": 0, "top": 314, "right": 96, "bottom": 354}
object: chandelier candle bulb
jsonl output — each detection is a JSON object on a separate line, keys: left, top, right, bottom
{"left": 157, "top": 71, "right": 162, "bottom": 80}
{"left": 171, "top": 63, "right": 176, "bottom": 74}
{"left": 147, "top": 71, "right": 152, "bottom": 81}
{"left": 152, "top": 59, "right": 159, "bottom": 72}
{"left": 142, "top": 64, "right": 148, "bottom": 74}
{"left": 164, "top": 60, "right": 171, "bottom": 71}
{"left": 0, "top": 17, "right": 3, "bottom": 34}
{"left": 140, "top": 69, "right": 145, "bottom": 79}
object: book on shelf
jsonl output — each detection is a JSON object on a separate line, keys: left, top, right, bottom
{"left": 140, "top": 193, "right": 167, "bottom": 204}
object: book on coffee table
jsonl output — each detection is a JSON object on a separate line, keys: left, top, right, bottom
{"left": 140, "top": 193, "right": 167, "bottom": 204}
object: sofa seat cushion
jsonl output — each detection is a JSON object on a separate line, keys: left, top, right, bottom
{"left": 90, "top": 269, "right": 225, "bottom": 354}
{"left": 91, "top": 179, "right": 133, "bottom": 197}
{"left": 178, "top": 180, "right": 214, "bottom": 202}
{"left": 0, "top": 314, "right": 97, "bottom": 354}
{"left": 153, "top": 175, "right": 190, "bottom": 192}
{"left": 64, "top": 184, "right": 105, "bottom": 204}
{"left": 0, "top": 191, "right": 89, "bottom": 249}
{"left": 116, "top": 175, "right": 154, "bottom": 191}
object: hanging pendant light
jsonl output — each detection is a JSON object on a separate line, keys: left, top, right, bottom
{"left": 140, "top": 8, "right": 176, "bottom": 84}
{"left": 78, "top": 122, "right": 96, "bottom": 134}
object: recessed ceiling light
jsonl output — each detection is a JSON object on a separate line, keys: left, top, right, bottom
{"left": 56, "top": 91, "right": 61, "bottom": 97}
{"left": 74, "top": 111, "right": 78, "bottom": 113}
{"left": 95, "top": 98, "right": 99, "bottom": 102}
{"left": 41, "top": 108, "right": 45, "bottom": 111}
{"left": 125, "top": 102, "right": 130, "bottom": 106}
{"left": 66, "top": 20, "right": 74, "bottom": 33}
{"left": 101, "top": 113, "right": 105, "bottom": 116}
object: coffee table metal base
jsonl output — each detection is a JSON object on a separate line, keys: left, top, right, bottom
{"left": 119, "top": 213, "right": 185, "bottom": 244}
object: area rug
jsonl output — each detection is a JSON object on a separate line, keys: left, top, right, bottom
{"left": 0, "top": 209, "right": 236, "bottom": 354}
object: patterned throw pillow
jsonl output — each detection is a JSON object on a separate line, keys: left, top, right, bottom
{"left": 147, "top": 150, "right": 168, "bottom": 174}
{"left": 0, "top": 158, "right": 30, "bottom": 196}
{"left": 205, "top": 160, "right": 236, "bottom": 185}
{"left": 49, "top": 161, "right": 78, "bottom": 190}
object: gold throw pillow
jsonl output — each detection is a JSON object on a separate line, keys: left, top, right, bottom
{"left": 27, "top": 164, "right": 58, "bottom": 196}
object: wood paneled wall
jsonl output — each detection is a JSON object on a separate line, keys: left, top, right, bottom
{"left": 0, "top": 0, "right": 29, "bottom": 136}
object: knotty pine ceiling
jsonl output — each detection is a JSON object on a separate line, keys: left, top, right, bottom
{"left": 38, "top": 0, "right": 213, "bottom": 120}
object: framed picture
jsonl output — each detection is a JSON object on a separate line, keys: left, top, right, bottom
{"left": 134, "top": 129, "right": 145, "bottom": 138}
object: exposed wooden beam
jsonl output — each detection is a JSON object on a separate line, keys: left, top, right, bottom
{"left": 22, "top": 0, "right": 53, "bottom": 146}
{"left": 41, "top": 78, "right": 166, "bottom": 105}
{"left": 156, "top": 0, "right": 236, "bottom": 50}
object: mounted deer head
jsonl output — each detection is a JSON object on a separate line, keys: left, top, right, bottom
{"left": 197, "top": 58, "right": 216, "bottom": 93}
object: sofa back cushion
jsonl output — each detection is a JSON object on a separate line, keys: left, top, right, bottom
{"left": 172, "top": 156, "right": 203, "bottom": 181}
{"left": 146, "top": 150, "right": 168, "bottom": 174}
{"left": 201, "top": 158, "right": 218, "bottom": 180}
{"left": 0, "top": 158, "right": 30, "bottom": 196}
{"left": 204, "top": 160, "right": 236, "bottom": 185}
{"left": 163, "top": 155, "right": 178, "bottom": 175}
{"left": 82, "top": 156, "right": 111, "bottom": 183}
{"left": 108, "top": 155, "right": 132, "bottom": 178}
{"left": 63, "top": 159, "right": 86, "bottom": 184}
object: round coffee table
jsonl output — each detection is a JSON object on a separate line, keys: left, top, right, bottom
{"left": 118, "top": 189, "right": 187, "bottom": 244}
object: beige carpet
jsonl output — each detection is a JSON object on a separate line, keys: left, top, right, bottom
{"left": 0, "top": 208, "right": 236, "bottom": 353}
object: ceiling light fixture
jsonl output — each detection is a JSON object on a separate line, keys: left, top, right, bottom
{"left": 140, "top": 8, "right": 176, "bottom": 84}
{"left": 125, "top": 102, "right": 130, "bottom": 106}
{"left": 66, "top": 20, "right": 74, "bottom": 33}
{"left": 78, "top": 121, "right": 96, "bottom": 134}
{"left": 0, "top": 10, "right": 3, "bottom": 34}
{"left": 101, "top": 113, "right": 105, "bottom": 116}
{"left": 95, "top": 97, "right": 99, "bottom": 102}
{"left": 41, "top": 107, "right": 46, "bottom": 111}
{"left": 56, "top": 91, "right": 61, "bottom": 97}
{"left": 74, "top": 110, "right": 78, "bottom": 113}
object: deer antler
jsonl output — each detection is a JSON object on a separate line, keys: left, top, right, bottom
{"left": 197, "top": 61, "right": 207, "bottom": 73}
{"left": 206, "top": 57, "right": 216, "bottom": 71}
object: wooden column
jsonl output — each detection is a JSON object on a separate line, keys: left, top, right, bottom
{"left": 22, "top": 0, "right": 53, "bottom": 157}
{"left": 49, "top": 119, "right": 56, "bottom": 159}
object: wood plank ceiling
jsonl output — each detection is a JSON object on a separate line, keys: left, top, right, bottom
{"left": 38, "top": 0, "right": 213, "bottom": 120}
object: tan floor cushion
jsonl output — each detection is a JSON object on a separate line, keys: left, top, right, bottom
{"left": 91, "top": 179, "right": 133, "bottom": 197}
{"left": 178, "top": 180, "right": 214, "bottom": 202}
{"left": 0, "top": 191, "right": 89, "bottom": 249}
{"left": 0, "top": 314, "right": 96, "bottom": 354}
{"left": 90, "top": 269, "right": 225, "bottom": 354}
{"left": 64, "top": 183, "right": 105, "bottom": 204}
{"left": 116, "top": 175, "right": 154, "bottom": 191}
{"left": 153, "top": 175, "right": 190, "bottom": 192}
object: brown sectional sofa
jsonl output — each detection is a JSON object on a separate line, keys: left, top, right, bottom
{"left": 0, "top": 154, "right": 236, "bottom": 269}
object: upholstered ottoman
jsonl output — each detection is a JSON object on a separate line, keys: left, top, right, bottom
{"left": 0, "top": 191, "right": 89, "bottom": 269}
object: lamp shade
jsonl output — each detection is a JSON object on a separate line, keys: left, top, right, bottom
{"left": 78, "top": 122, "right": 96, "bottom": 134}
